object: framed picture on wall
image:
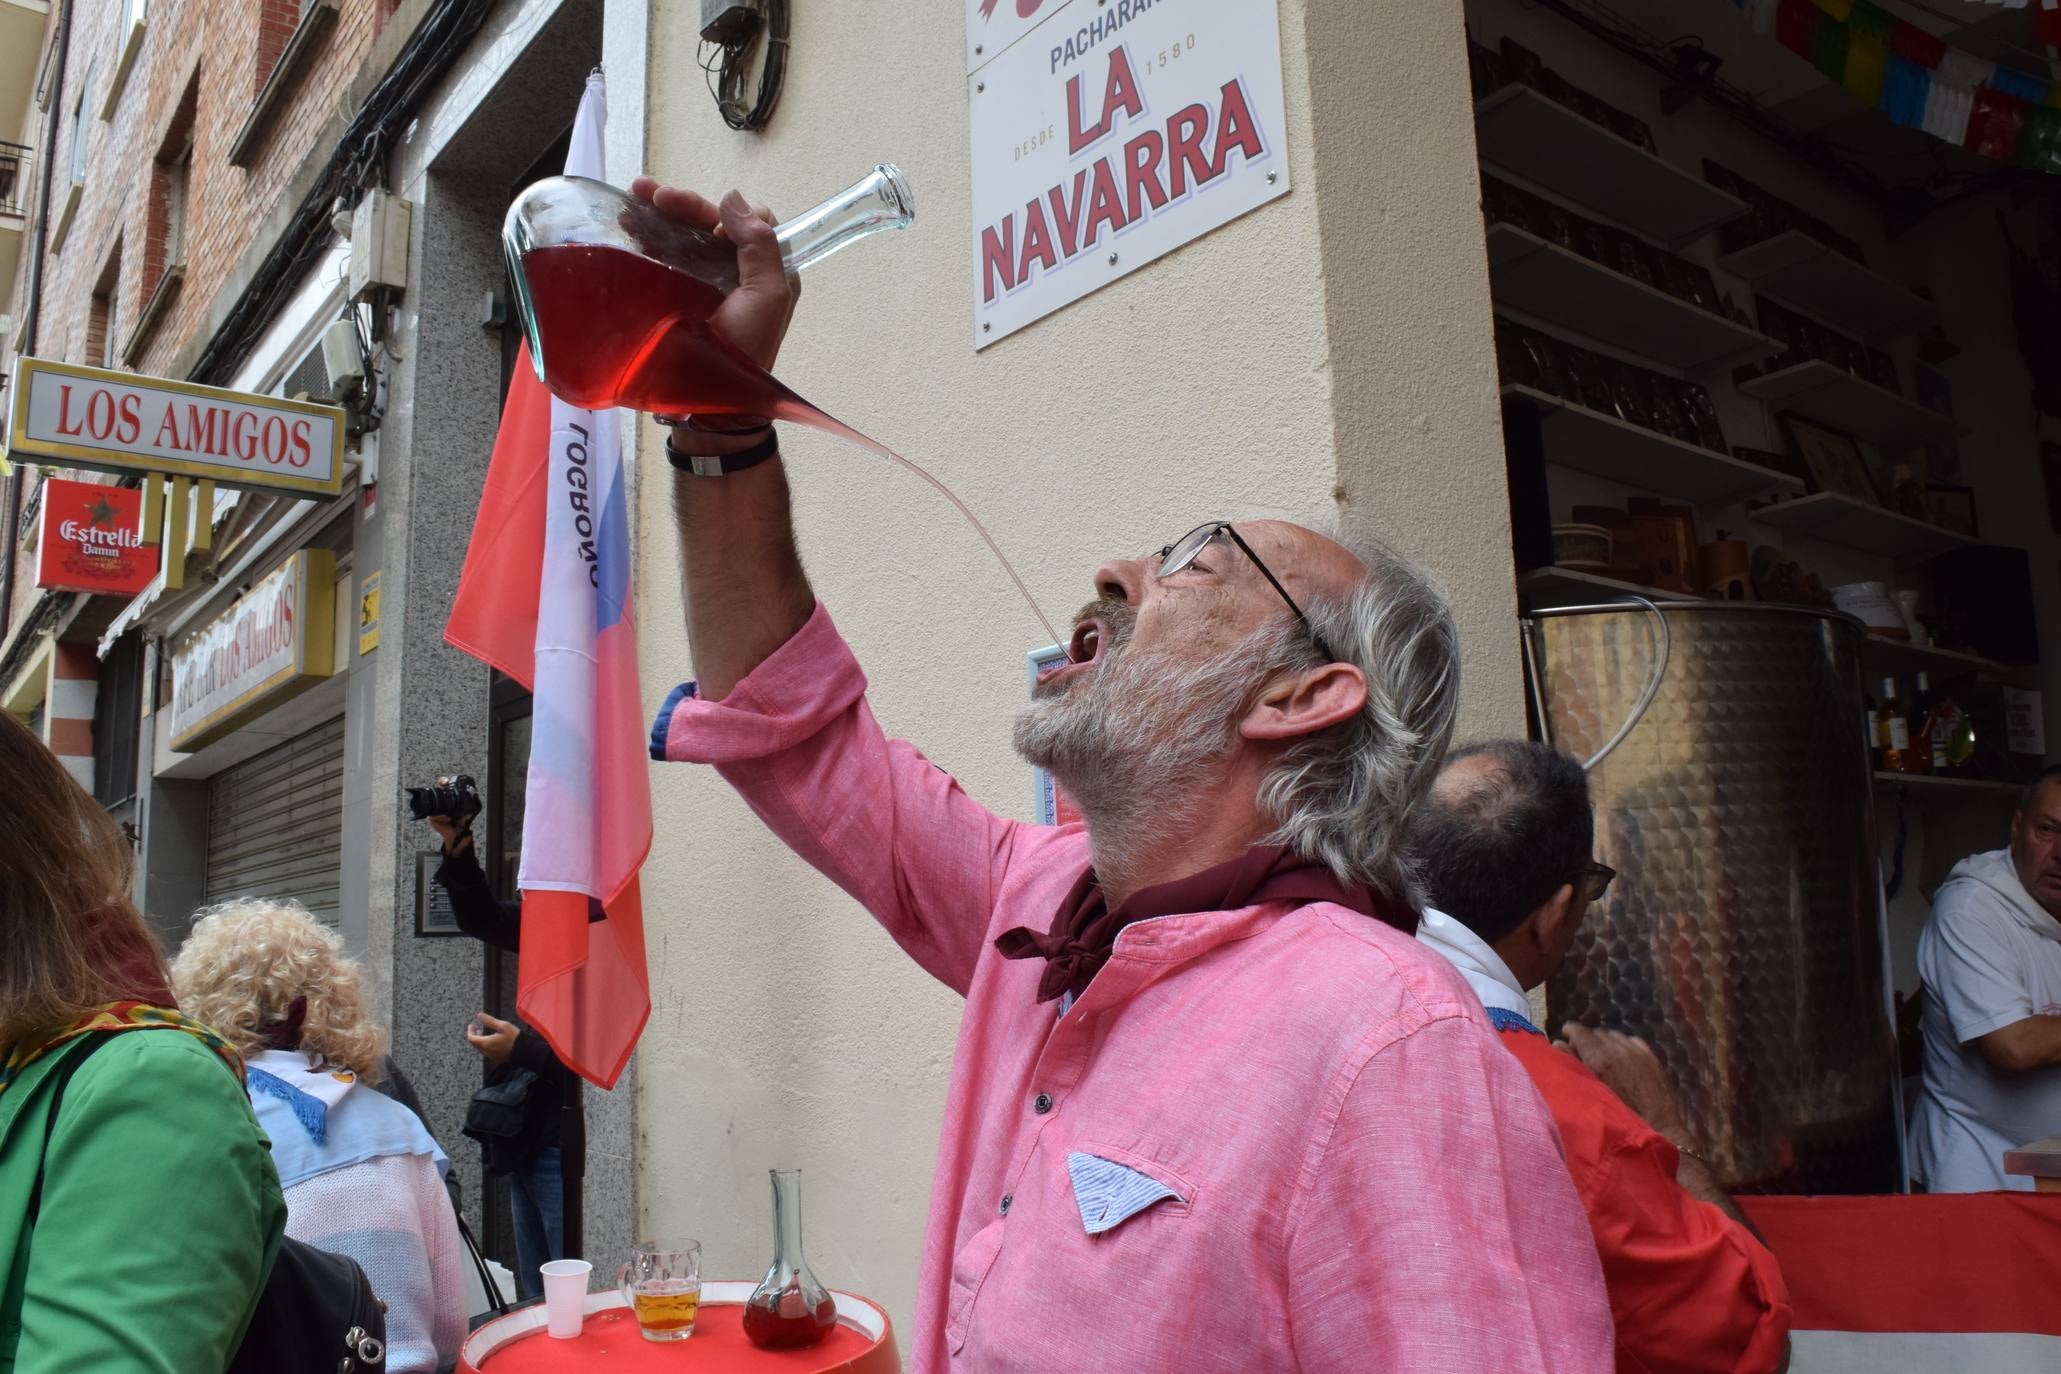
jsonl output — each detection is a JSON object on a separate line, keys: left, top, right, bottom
{"left": 1781, "top": 415, "right": 1878, "bottom": 504}
{"left": 1925, "top": 483, "right": 1979, "bottom": 538}
{"left": 1026, "top": 644, "right": 1081, "bottom": 827}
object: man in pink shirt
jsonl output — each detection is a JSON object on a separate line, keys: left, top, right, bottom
{"left": 638, "top": 180, "right": 1612, "bottom": 1372}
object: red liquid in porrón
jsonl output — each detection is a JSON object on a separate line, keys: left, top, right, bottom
{"left": 741, "top": 1295, "right": 838, "bottom": 1350}
{"left": 519, "top": 242, "right": 1066, "bottom": 649}
{"left": 521, "top": 243, "right": 811, "bottom": 423}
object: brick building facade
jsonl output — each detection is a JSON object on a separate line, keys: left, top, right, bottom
{"left": 0, "top": 0, "right": 642, "bottom": 1283}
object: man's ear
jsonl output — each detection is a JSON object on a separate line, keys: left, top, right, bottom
{"left": 1532, "top": 882, "right": 1583, "bottom": 954}
{"left": 1240, "top": 662, "right": 1367, "bottom": 742}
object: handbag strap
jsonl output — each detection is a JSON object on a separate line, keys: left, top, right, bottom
{"left": 27, "top": 1034, "right": 116, "bottom": 1224}
{"left": 454, "top": 1210, "right": 510, "bottom": 1317}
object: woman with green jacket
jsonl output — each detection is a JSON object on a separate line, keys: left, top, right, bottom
{"left": 0, "top": 710, "right": 286, "bottom": 1373}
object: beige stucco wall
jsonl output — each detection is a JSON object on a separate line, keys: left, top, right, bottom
{"left": 632, "top": 0, "right": 1511, "bottom": 1332}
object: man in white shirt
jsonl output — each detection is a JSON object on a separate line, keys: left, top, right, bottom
{"left": 1910, "top": 764, "right": 2061, "bottom": 1191}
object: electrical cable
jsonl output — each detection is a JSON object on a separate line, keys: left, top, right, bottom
{"left": 700, "top": 0, "right": 788, "bottom": 132}
{"left": 190, "top": 0, "right": 497, "bottom": 387}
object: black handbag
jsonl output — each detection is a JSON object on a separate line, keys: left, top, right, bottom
{"left": 461, "top": 1067, "right": 537, "bottom": 1143}
{"left": 225, "top": 1238, "right": 387, "bottom": 1374}
{"left": 31, "top": 1034, "right": 389, "bottom": 1373}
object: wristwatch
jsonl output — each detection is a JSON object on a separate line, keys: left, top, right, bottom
{"left": 660, "top": 417, "right": 780, "bottom": 477}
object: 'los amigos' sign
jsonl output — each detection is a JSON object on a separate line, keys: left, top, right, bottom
{"left": 35, "top": 479, "right": 159, "bottom": 596}
{"left": 967, "top": 0, "right": 1289, "bottom": 346}
{"left": 168, "top": 549, "right": 338, "bottom": 751}
{"left": 8, "top": 358, "right": 346, "bottom": 497}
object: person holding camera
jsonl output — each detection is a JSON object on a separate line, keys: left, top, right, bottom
{"left": 420, "top": 782, "right": 582, "bottom": 1303}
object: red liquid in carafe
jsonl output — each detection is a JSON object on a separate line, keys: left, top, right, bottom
{"left": 741, "top": 1296, "right": 838, "bottom": 1350}
{"left": 519, "top": 241, "right": 1067, "bottom": 650}
{"left": 521, "top": 243, "right": 820, "bottom": 424}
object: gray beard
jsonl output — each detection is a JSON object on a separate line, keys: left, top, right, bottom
{"left": 1012, "top": 633, "right": 1261, "bottom": 884}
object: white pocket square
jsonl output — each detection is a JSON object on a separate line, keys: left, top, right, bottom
{"left": 1066, "top": 1151, "right": 1185, "bottom": 1235}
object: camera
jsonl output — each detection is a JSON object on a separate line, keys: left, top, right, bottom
{"left": 405, "top": 774, "right": 483, "bottom": 822}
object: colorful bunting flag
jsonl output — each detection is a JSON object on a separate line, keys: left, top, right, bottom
{"left": 1968, "top": 85, "right": 2028, "bottom": 159}
{"left": 1753, "top": 0, "right": 2060, "bottom": 169}
{"left": 1882, "top": 52, "right": 1930, "bottom": 126}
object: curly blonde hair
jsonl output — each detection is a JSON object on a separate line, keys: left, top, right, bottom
{"left": 170, "top": 899, "right": 387, "bottom": 1082}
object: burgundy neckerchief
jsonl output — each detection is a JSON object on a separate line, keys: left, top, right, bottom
{"left": 994, "top": 842, "right": 1419, "bottom": 1005}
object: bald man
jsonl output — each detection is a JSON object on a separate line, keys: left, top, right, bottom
{"left": 1413, "top": 742, "right": 1790, "bottom": 1374}
{"left": 641, "top": 181, "right": 1611, "bottom": 1372}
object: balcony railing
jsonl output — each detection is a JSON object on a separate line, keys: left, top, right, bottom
{"left": 1, "top": 142, "right": 30, "bottom": 218}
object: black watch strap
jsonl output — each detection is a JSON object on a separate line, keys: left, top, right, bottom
{"left": 665, "top": 428, "right": 780, "bottom": 477}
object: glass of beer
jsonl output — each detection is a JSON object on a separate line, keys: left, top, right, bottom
{"left": 616, "top": 1240, "right": 702, "bottom": 1342}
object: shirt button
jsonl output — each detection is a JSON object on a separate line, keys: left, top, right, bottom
{"left": 999, "top": 1194, "right": 1012, "bottom": 1215}
{"left": 1033, "top": 1093, "right": 1053, "bottom": 1114}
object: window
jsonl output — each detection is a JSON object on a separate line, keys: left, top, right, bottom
{"left": 163, "top": 144, "right": 191, "bottom": 267}
{"left": 256, "top": 0, "right": 305, "bottom": 92}
{"left": 103, "top": 0, "right": 149, "bottom": 119}
{"left": 68, "top": 61, "right": 95, "bottom": 186}
{"left": 93, "top": 632, "right": 145, "bottom": 808}
{"left": 133, "top": 72, "right": 199, "bottom": 358}
{"left": 88, "top": 242, "right": 122, "bottom": 369}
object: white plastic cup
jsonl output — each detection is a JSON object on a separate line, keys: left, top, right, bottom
{"left": 540, "top": 1259, "right": 594, "bottom": 1339}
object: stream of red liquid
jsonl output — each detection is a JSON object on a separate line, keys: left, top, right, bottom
{"left": 522, "top": 243, "right": 1063, "bottom": 648}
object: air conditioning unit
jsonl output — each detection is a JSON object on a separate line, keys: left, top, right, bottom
{"left": 278, "top": 319, "right": 375, "bottom": 448}
{"left": 280, "top": 318, "right": 365, "bottom": 408}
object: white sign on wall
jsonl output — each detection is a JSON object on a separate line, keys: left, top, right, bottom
{"left": 967, "top": 0, "right": 1289, "bottom": 348}
{"left": 965, "top": 0, "right": 1061, "bottom": 72}
{"left": 169, "top": 549, "right": 337, "bottom": 751}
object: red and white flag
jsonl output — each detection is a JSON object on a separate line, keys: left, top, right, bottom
{"left": 1741, "top": 1192, "right": 2061, "bottom": 1372}
{"left": 445, "top": 70, "right": 649, "bottom": 1089}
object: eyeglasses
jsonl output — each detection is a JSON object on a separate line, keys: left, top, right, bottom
{"left": 1155, "top": 521, "right": 1338, "bottom": 662}
{"left": 1576, "top": 861, "right": 1616, "bottom": 902}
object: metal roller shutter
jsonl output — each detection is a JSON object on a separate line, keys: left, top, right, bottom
{"left": 204, "top": 714, "right": 347, "bottom": 923}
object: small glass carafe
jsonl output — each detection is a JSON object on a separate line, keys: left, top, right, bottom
{"left": 500, "top": 166, "right": 914, "bottom": 415}
{"left": 742, "top": 1168, "right": 837, "bottom": 1350}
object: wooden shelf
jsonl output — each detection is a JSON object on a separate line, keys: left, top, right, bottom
{"left": 1718, "top": 231, "right": 1937, "bottom": 343}
{"left": 1749, "top": 493, "right": 1971, "bottom": 561}
{"left": 1487, "top": 224, "right": 1778, "bottom": 373}
{"left": 1738, "top": 361, "right": 1966, "bottom": 447}
{"left": 1517, "top": 566, "right": 1696, "bottom": 607}
{"left": 1475, "top": 85, "right": 1750, "bottom": 246}
{"left": 1873, "top": 771, "right": 2021, "bottom": 798}
{"left": 1505, "top": 385, "right": 1804, "bottom": 504}
{"left": 1859, "top": 634, "right": 2020, "bottom": 680}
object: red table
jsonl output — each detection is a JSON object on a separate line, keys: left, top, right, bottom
{"left": 459, "top": 1281, "right": 900, "bottom": 1373}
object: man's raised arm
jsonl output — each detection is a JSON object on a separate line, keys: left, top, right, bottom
{"left": 635, "top": 180, "right": 1075, "bottom": 995}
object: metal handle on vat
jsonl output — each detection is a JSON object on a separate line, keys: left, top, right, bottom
{"left": 1520, "top": 596, "right": 1672, "bottom": 773}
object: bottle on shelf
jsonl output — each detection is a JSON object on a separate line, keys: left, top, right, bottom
{"left": 1863, "top": 682, "right": 1880, "bottom": 764}
{"left": 1905, "top": 672, "right": 1934, "bottom": 775}
{"left": 1877, "top": 676, "right": 1911, "bottom": 773}
{"left": 1926, "top": 684, "right": 1974, "bottom": 776}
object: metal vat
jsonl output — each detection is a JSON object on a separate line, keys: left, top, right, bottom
{"left": 1528, "top": 601, "right": 1903, "bottom": 1194}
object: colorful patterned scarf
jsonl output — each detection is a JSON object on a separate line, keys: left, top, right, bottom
{"left": 0, "top": 1001, "right": 244, "bottom": 1100}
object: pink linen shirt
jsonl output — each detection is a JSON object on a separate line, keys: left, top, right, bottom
{"left": 659, "top": 604, "right": 1612, "bottom": 1372}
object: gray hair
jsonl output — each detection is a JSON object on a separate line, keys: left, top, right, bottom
{"left": 1254, "top": 544, "right": 1461, "bottom": 900}
{"left": 2021, "top": 763, "right": 2061, "bottom": 813}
